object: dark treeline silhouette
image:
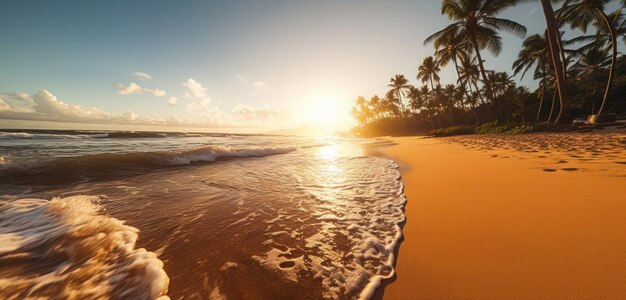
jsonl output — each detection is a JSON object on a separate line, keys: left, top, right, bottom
{"left": 352, "top": 0, "right": 626, "bottom": 137}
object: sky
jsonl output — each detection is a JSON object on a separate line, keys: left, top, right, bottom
{"left": 0, "top": 0, "right": 618, "bottom": 133}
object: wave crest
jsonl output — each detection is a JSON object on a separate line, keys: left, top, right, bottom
{"left": 0, "top": 145, "right": 298, "bottom": 187}
{"left": 0, "top": 196, "right": 170, "bottom": 299}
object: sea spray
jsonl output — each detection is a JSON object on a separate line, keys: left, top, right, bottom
{"left": 0, "top": 196, "right": 169, "bottom": 299}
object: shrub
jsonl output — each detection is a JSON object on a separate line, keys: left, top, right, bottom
{"left": 428, "top": 125, "right": 477, "bottom": 137}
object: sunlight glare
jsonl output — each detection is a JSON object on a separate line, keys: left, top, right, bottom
{"left": 309, "top": 98, "right": 338, "bottom": 126}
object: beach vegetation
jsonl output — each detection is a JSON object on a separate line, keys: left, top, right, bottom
{"left": 352, "top": 0, "right": 626, "bottom": 137}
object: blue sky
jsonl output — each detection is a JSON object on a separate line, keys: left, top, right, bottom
{"left": 0, "top": 0, "right": 619, "bottom": 132}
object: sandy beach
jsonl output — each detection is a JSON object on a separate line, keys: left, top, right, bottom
{"left": 378, "top": 132, "right": 626, "bottom": 299}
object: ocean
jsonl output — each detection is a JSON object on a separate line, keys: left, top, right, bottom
{"left": 0, "top": 129, "right": 406, "bottom": 299}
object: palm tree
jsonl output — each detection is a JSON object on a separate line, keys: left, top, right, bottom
{"left": 368, "top": 95, "right": 383, "bottom": 119}
{"left": 383, "top": 89, "right": 402, "bottom": 117}
{"left": 387, "top": 74, "right": 411, "bottom": 116}
{"left": 426, "top": 0, "right": 527, "bottom": 109}
{"left": 485, "top": 71, "right": 515, "bottom": 118}
{"left": 428, "top": 27, "right": 474, "bottom": 109}
{"left": 441, "top": 84, "right": 462, "bottom": 124}
{"left": 352, "top": 96, "right": 372, "bottom": 125}
{"left": 417, "top": 56, "right": 441, "bottom": 114}
{"left": 561, "top": 3, "right": 622, "bottom": 115}
{"left": 571, "top": 46, "right": 611, "bottom": 114}
{"left": 406, "top": 85, "right": 425, "bottom": 114}
{"left": 513, "top": 33, "right": 551, "bottom": 122}
{"left": 458, "top": 54, "right": 485, "bottom": 105}
{"left": 539, "top": 0, "right": 572, "bottom": 124}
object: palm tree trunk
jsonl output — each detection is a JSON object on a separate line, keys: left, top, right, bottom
{"left": 536, "top": 80, "right": 546, "bottom": 123}
{"left": 452, "top": 56, "right": 468, "bottom": 111}
{"left": 540, "top": 0, "right": 572, "bottom": 124}
{"left": 548, "top": 90, "right": 557, "bottom": 122}
{"left": 597, "top": 9, "right": 617, "bottom": 116}
{"left": 471, "top": 35, "right": 493, "bottom": 103}
{"left": 592, "top": 73, "right": 598, "bottom": 115}
{"left": 397, "top": 90, "right": 405, "bottom": 118}
{"left": 470, "top": 34, "right": 498, "bottom": 120}
{"left": 429, "top": 77, "right": 440, "bottom": 128}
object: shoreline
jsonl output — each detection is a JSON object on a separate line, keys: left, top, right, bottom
{"left": 372, "top": 131, "right": 626, "bottom": 299}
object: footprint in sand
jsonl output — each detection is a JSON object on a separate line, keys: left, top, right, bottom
{"left": 279, "top": 261, "right": 296, "bottom": 268}
{"left": 543, "top": 168, "right": 557, "bottom": 172}
{"left": 616, "top": 162, "right": 626, "bottom": 165}
{"left": 561, "top": 168, "right": 579, "bottom": 172}
{"left": 557, "top": 160, "right": 568, "bottom": 164}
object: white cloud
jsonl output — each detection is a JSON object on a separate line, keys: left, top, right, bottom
{"left": 187, "top": 98, "right": 212, "bottom": 111}
{"left": 236, "top": 74, "right": 246, "bottom": 82}
{"left": 115, "top": 82, "right": 166, "bottom": 97}
{"left": 150, "top": 89, "right": 167, "bottom": 97}
{"left": 133, "top": 72, "right": 152, "bottom": 80}
{"left": 183, "top": 78, "right": 208, "bottom": 99}
{"left": 0, "top": 90, "right": 223, "bottom": 127}
{"left": 182, "top": 78, "right": 214, "bottom": 111}
{"left": 168, "top": 97, "right": 178, "bottom": 106}
{"left": 115, "top": 82, "right": 143, "bottom": 95}
{"left": 231, "top": 104, "right": 290, "bottom": 122}
{"left": 253, "top": 81, "right": 266, "bottom": 88}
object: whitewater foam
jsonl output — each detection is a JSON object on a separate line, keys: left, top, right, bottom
{"left": 0, "top": 196, "right": 169, "bottom": 299}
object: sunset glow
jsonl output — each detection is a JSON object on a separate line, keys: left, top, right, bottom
{"left": 2, "top": 1, "right": 626, "bottom": 299}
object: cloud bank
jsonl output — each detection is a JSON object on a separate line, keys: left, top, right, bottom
{"left": 231, "top": 104, "right": 290, "bottom": 123}
{"left": 0, "top": 90, "right": 219, "bottom": 127}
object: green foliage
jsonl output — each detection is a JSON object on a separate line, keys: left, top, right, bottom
{"left": 475, "top": 121, "right": 553, "bottom": 135}
{"left": 429, "top": 125, "right": 476, "bottom": 137}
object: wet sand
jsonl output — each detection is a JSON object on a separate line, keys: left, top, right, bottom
{"left": 378, "top": 132, "right": 626, "bottom": 299}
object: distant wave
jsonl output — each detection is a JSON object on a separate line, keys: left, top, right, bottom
{"left": 0, "top": 132, "right": 105, "bottom": 140}
{"left": 0, "top": 130, "right": 240, "bottom": 140}
{"left": 0, "top": 145, "right": 298, "bottom": 186}
{"left": 0, "top": 196, "right": 169, "bottom": 299}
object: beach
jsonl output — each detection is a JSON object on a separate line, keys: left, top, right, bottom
{"left": 378, "top": 132, "right": 626, "bottom": 299}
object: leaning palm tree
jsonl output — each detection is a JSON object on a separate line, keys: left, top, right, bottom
{"left": 513, "top": 33, "right": 551, "bottom": 122}
{"left": 571, "top": 46, "right": 611, "bottom": 114}
{"left": 538, "top": 0, "right": 572, "bottom": 124}
{"left": 387, "top": 74, "right": 411, "bottom": 116}
{"left": 562, "top": 4, "right": 623, "bottom": 115}
{"left": 429, "top": 27, "right": 474, "bottom": 108}
{"left": 533, "top": 63, "right": 552, "bottom": 122}
{"left": 417, "top": 56, "right": 441, "bottom": 114}
{"left": 426, "top": 0, "right": 527, "bottom": 109}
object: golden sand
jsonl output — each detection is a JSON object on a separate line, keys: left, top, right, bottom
{"left": 379, "top": 132, "right": 626, "bottom": 299}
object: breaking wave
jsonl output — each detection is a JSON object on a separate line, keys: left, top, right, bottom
{"left": 0, "top": 145, "right": 297, "bottom": 186}
{"left": 0, "top": 196, "right": 169, "bottom": 299}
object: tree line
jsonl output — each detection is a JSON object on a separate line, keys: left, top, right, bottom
{"left": 352, "top": 0, "right": 626, "bottom": 136}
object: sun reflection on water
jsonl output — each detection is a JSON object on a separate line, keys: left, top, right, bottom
{"left": 318, "top": 144, "right": 338, "bottom": 161}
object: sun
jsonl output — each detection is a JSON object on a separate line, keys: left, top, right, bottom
{"left": 308, "top": 98, "right": 338, "bottom": 126}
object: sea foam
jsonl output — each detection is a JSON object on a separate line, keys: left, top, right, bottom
{"left": 0, "top": 196, "right": 169, "bottom": 299}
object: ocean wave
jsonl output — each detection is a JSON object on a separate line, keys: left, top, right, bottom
{"left": 0, "top": 132, "right": 103, "bottom": 140}
{"left": 0, "top": 130, "right": 234, "bottom": 140}
{"left": 0, "top": 145, "right": 298, "bottom": 186}
{"left": 0, "top": 196, "right": 169, "bottom": 299}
